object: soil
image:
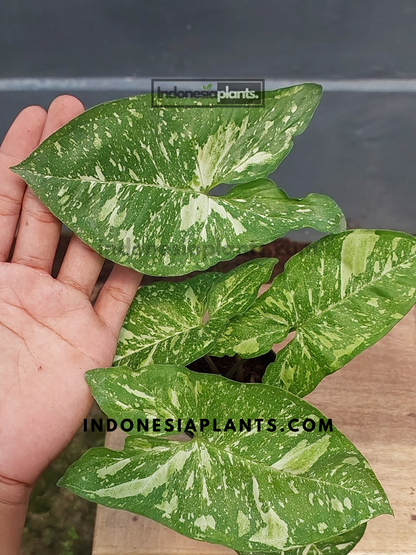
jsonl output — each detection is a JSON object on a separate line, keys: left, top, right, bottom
{"left": 188, "top": 351, "right": 276, "bottom": 383}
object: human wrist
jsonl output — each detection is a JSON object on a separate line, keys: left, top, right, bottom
{"left": 0, "top": 474, "right": 32, "bottom": 505}
{"left": 0, "top": 474, "right": 32, "bottom": 555}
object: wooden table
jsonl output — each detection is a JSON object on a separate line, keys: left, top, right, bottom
{"left": 93, "top": 307, "right": 416, "bottom": 555}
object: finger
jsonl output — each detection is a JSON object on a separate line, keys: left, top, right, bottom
{"left": 12, "top": 95, "right": 84, "bottom": 273}
{"left": 57, "top": 235, "right": 104, "bottom": 298}
{"left": 0, "top": 106, "right": 47, "bottom": 262}
{"left": 94, "top": 265, "right": 142, "bottom": 337}
{"left": 39, "top": 95, "right": 84, "bottom": 142}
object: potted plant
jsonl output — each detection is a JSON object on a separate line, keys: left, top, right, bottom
{"left": 12, "top": 83, "right": 416, "bottom": 555}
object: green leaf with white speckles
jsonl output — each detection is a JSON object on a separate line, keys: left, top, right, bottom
{"left": 12, "top": 85, "right": 345, "bottom": 276}
{"left": 114, "top": 258, "right": 276, "bottom": 368}
{"left": 208, "top": 303, "right": 288, "bottom": 359}
{"left": 211, "top": 229, "right": 416, "bottom": 396}
{"left": 113, "top": 272, "right": 220, "bottom": 369}
{"left": 59, "top": 365, "right": 391, "bottom": 553}
{"left": 207, "top": 257, "right": 277, "bottom": 321}
{"left": 237, "top": 522, "right": 366, "bottom": 555}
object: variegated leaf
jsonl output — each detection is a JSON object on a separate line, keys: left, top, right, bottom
{"left": 114, "top": 272, "right": 220, "bottom": 368}
{"left": 114, "top": 259, "right": 275, "bottom": 368}
{"left": 237, "top": 523, "right": 366, "bottom": 555}
{"left": 264, "top": 229, "right": 416, "bottom": 396}
{"left": 211, "top": 230, "right": 416, "bottom": 397}
{"left": 207, "top": 257, "right": 277, "bottom": 321}
{"left": 209, "top": 306, "right": 288, "bottom": 359}
{"left": 12, "top": 85, "right": 345, "bottom": 276}
{"left": 59, "top": 365, "right": 391, "bottom": 553}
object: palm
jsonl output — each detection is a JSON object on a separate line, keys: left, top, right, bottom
{"left": 0, "top": 264, "right": 114, "bottom": 483}
{"left": 0, "top": 97, "right": 141, "bottom": 486}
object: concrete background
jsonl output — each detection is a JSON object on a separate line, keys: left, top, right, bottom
{"left": 1, "top": 0, "right": 415, "bottom": 236}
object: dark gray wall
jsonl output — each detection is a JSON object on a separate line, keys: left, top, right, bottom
{"left": 1, "top": 1, "right": 415, "bottom": 235}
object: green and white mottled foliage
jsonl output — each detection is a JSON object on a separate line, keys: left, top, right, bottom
{"left": 12, "top": 84, "right": 345, "bottom": 276}
{"left": 210, "top": 229, "right": 416, "bottom": 397}
{"left": 20, "top": 80, "right": 402, "bottom": 553}
{"left": 59, "top": 366, "right": 390, "bottom": 553}
{"left": 114, "top": 258, "right": 276, "bottom": 369}
{"left": 207, "top": 257, "right": 277, "bottom": 322}
{"left": 237, "top": 522, "right": 366, "bottom": 555}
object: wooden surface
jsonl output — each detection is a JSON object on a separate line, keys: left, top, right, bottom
{"left": 93, "top": 306, "right": 416, "bottom": 555}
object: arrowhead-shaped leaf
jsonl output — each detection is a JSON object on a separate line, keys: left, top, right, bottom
{"left": 207, "top": 257, "right": 277, "bottom": 321}
{"left": 210, "top": 230, "right": 416, "bottom": 396}
{"left": 237, "top": 523, "right": 366, "bottom": 555}
{"left": 114, "top": 272, "right": 220, "bottom": 368}
{"left": 114, "top": 258, "right": 276, "bottom": 368}
{"left": 59, "top": 365, "right": 391, "bottom": 553}
{"left": 12, "top": 85, "right": 345, "bottom": 275}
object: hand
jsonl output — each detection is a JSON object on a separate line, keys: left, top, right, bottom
{"left": 0, "top": 97, "right": 142, "bottom": 552}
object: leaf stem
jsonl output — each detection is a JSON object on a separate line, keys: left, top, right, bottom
{"left": 226, "top": 355, "right": 245, "bottom": 380}
{"left": 204, "top": 355, "right": 220, "bottom": 374}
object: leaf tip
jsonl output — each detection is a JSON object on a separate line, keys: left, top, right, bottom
{"left": 56, "top": 473, "right": 68, "bottom": 489}
{"left": 304, "top": 82, "right": 323, "bottom": 97}
{"left": 85, "top": 367, "right": 103, "bottom": 387}
{"left": 384, "top": 497, "right": 395, "bottom": 517}
{"left": 9, "top": 161, "right": 25, "bottom": 177}
{"left": 335, "top": 212, "right": 348, "bottom": 233}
